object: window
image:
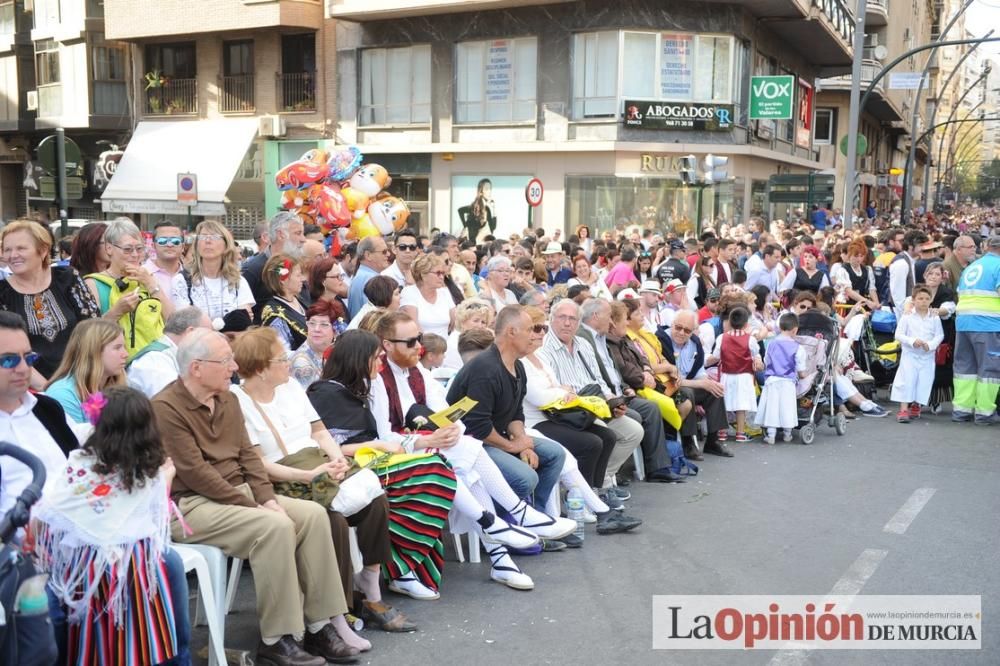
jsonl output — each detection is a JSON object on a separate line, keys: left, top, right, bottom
{"left": 224, "top": 40, "right": 253, "bottom": 77}
{"left": 222, "top": 40, "right": 254, "bottom": 113}
{"left": 145, "top": 42, "right": 196, "bottom": 78}
{"left": 0, "top": 1, "right": 15, "bottom": 36}
{"left": 280, "top": 33, "right": 314, "bottom": 74}
{"left": 456, "top": 37, "right": 536, "bottom": 124}
{"left": 33, "top": 0, "right": 61, "bottom": 32}
{"left": 92, "top": 35, "right": 126, "bottom": 115}
{"left": 35, "top": 39, "right": 59, "bottom": 85}
{"left": 279, "top": 34, "right": 315, "bottom": 112}
{"left": 360, "top": 45, "right": 431, "bottom": 125}
{"left": 813, "top": 108, "right": 834, "bottom": 144}
{"left": 573, "top": 31, "right": 735, "bottom": 119}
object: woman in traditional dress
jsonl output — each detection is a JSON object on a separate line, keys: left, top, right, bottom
{"left": 260, "top": 254, "right": 309, "bottom": 351}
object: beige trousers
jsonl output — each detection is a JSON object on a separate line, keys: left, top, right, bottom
{"left": 172, "top": 484, "right": 347, "bottom": 638}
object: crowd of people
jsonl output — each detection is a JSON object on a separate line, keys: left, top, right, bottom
{"left": 0, "top": 202, "right": 997, "bottom": 665}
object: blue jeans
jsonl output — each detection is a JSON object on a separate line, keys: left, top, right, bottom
{"left": 485, "top": 436, "right": 566, "bottom": 511}
{"left": 46, "top": 547, "right": 191, "bottom": 666}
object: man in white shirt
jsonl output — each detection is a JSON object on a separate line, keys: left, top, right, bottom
{"left": 381, "top": 228, "right": 418, "bottom": 288}
{"left": 0, "top": 312, "right": 78, "bottom": 521}
{"left": 889, "top": 230, "right": 928, "bottom": 316}
{"left": 744, "top": 244, "right": 783, "bottom": 299}
{"left": 142, "top": 221, "right": 185, "bottom": 302}
{"left": 128, "top": 306, "right": 212, "bottom": 398}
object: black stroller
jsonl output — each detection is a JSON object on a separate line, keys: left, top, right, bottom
{"left": 0, "top": 442, "right": 58, "bottom": 665}
{"left": 793, "top": 312, "right": 848, "bottom": 444}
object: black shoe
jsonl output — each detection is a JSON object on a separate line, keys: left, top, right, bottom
{"left": 647, "top": 468, "right": 686, "bottom": 483}
{"left": 257, "top": 636, "right": 328, "bottom": 666}
{"left": 704, "top": 439, "right": 734, "bottom": 457}
{"left": 596, "top": 513, "right": 643, "bottom": 534}
{"left": 684, "top": 448, "right": 704, "bottom": 461}
{"left": 559, "top": 533, "right": 584, "bottom": 548}
{"left": 541, "top": 538, "right": 568, "bottom": 552}
{"left": 597, "top": 489, "right": 625, "bottom": 510}
{"left": 613, "top": 473, "right": 631, "bottom": 487}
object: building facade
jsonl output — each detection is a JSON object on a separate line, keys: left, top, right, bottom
{"left": 329, "top": 0, "right": 856, "bottom": 238}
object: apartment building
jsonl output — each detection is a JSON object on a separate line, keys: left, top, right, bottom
{"left": 327, "top": 0, "right": 857, "bottom": 236}
{"left": 0, "top": 0, "right": 131, "bottom": 222}
{"left": 813, "top": 0, "right": 935, "bottom": 213}
{"left": 101, "top": 0, "right": 335, "bottom": 234}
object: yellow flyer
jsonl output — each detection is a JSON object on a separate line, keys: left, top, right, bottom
{"left": 428, "top": 396, "right": 479, "bottom": 428}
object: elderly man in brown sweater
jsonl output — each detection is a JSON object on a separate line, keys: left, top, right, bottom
{"left": 153, "top": 329, "right": 360, "bottom": 666}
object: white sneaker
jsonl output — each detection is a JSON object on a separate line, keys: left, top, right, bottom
{"left": 510, "top": 500, "right": 576, "bottom": 540}
{"left": 487, "top": 546, "right": 534, "bottom": 591}
{"left": 581, "top": 509, "right": 598, "bottom": 524}
{"left": 478, "top": 516, "right": 539, "bottom": 549}
{"left": 763, "top": 435, "right": 775, "bottom": 445}
{"left": 388, "top": 575, "right": 440, "bottom": 601}
{"left": 782, "top": 430, "right": 794, "bottom": 442}
{"left": 849, "top": 368, "right": 875, "bottom": 383}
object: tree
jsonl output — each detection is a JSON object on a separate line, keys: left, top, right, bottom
{"left": 973, "top": 159, "right": 1000, "bottom": 205}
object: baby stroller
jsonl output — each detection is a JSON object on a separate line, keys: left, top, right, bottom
{"left": 855, "top": 309, "right": 900, "bottom": 394}
{"left": 793, "top": 312, "right": 848, "bottom": 444}
{"left": 0, "top": 442, "right": 58, "bottom": 666}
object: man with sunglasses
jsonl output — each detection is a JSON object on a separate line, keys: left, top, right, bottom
{"left": 0, "top": 312, "right": 79, "bottom": 530}
{"left": 347, "top": 235, "right": 391, "bottom": 318}
{"left": 381, "top": 228, "right": 418, "bottom": 288}
{"left": 142, "top": 220, "right": 185, "bottom": 303}
{"left": 657, "top": 310, "right": 733, "bottom": 459}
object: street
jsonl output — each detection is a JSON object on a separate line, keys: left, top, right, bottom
{"left": 195, "top": 410, "right": 999, "bottom": 665}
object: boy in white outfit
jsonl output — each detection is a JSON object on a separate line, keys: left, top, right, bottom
{"left": 891, "top": 285, "right": 944, "bottom": 423}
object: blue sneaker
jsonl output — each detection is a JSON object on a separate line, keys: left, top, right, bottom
{"left": 861, "top": 405, "right": 888, "bottom": 417}
{"left": 611, "top": 486, "right": 630, "bottom": 501}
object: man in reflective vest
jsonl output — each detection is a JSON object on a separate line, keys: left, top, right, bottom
{"left": 953, "top": 234, "right": 1000, "bottom": 424}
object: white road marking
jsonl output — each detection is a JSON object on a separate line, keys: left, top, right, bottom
{"left": 883, "top": 487, "right": 936, "bottom": 535}
{"left": 766, "top": 549, "right": 888, "bottom": 665}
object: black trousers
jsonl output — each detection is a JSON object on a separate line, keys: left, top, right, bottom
{"left": 534, "top": 420, "right": 617, "bottom": 488}
{"left": 327, "top": 494, "right": 391, "bottom": 607}
{"left": 677, "top": 386, "right": 729, "bottom": 438}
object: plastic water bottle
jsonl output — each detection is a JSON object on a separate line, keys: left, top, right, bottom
{"left": 566, "top": 487, "right": 586, "bottom": 542}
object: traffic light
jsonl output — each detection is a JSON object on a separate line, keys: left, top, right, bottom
{"left": 703, "top": 154, "right": 729, "bottom": 184}
{"left": 680, "top": 155, "right": 697, "bottom": 185}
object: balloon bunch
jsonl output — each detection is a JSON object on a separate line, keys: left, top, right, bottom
{"left": 275, "top": 146, "right": 410, "bottom": 243}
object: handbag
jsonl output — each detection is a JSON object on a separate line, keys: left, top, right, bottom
{"left": 541, "top": 405, "right": 597, "bottom": 430}
{"left": 248, "top": 396, "right": 384, "bottom": 516}
{"left": 935, "top": 341, "right": 952, "bottom": 366}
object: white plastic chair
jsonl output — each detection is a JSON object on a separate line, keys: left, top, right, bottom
{"left": 452, "top": 531, "right": 481, "bottom": 564}
{"left": 173, "top": 544, "right": 228, "bottom": 666}
{"left": 631, "top": 448, "right": 646, "bottom": 481}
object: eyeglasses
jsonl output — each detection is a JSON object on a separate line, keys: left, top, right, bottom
{"left": 155, "top": 237, "right": 183, "bottom": 246}
{"left": 708, "top": 298, "right": 720, "bottom": 303}
{"left": 0, "top": 351, "right": 39, "bottom": 369}
{"left": 111, "top": 243, "right": 145, "bottom": 255}
{"left": 269, "top": 357, "right": 290, "bottom": 365}
{"left": 553, "top": 314, "right": 579, "bottom": 322}
{"left": 531, "top": 324, "right": 549, "bottom": 334}
{"left": 396, "top": 243, "right": 418, "bottom": 252}
{"left": 307, "top": 320, "right": 333, "bottom": 329}
{"left": 198, "top": 234, "right": 224, "bottom": 242}
{"left": 672, "top": 325, "right": 694, "bottom": 334}
{"left": 387, "top": 333, "right": 423, "bottom": 348}
{"left": 197, "top": 355, "right": 234, "bottom": 365}
{"left": 325, "top": 271, "right": 345, "bottom": 280}
{"left": 430, "top": 270, "right": 448, "bottom": 277}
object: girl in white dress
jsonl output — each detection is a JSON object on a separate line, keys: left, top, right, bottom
{"left": 714, "top": 307, "right": 763, "bottom": 442}
{"left": 890, "top": 286, "right": 943, "bottom": 423}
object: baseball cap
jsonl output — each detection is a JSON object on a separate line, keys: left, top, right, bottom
{"left": 541, "top": 241, "right": 563, "bottom": 255}
{"left": 639, "top": 280, "right": 662, "bottom": 295}
{"left": 988, "top": 234, "right": 1000, "bottom": 248}
{"left": 663, "top": 278, "right": 685, "bottom": 294}
{"left": 669, "top": 240, "right": 686, "bottom": 252}
{"left": 706, "top": 287, "right": 721, "bottom": 300}
{"left": 616, "top": 288, "right": 639, "bottom": 301}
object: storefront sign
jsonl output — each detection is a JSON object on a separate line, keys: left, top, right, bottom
{"left": 623, "top": 101, "right": 733, "bottom": 130}
{"left": 485, "top": 39, "right": 513, "bottom": 103}
{"left": 749, "top": 75, "right": 794, "bottom": 120}
{"left": 639, "top": 154, "right": 686, "bottom": 172}
{"left": 660, "top": 33, "right": 693, "bottom": 98}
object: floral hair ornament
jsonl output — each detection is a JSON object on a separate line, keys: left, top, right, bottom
{"left": 81, "top": 392, "right": 108, "bottom": 426}
{"left": 276, "top": 258, "right": 293, "bottom": 282}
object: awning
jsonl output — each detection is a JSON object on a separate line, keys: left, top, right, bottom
{"left": 101, "top": 119, "right": 258, "bottom": 216}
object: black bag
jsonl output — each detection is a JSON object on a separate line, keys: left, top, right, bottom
{"left": 541, "top": 405, "right": 597, "bottom": 430}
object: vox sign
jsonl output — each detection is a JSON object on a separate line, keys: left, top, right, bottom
{"left": 749, "top": 75, "right": 795, "bottom": 120}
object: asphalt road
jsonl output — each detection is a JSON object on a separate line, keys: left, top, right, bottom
{"left": 189, "top": 407, "right": 999, "bottom": 665}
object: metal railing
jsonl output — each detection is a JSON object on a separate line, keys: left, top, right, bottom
{"left": 277, "top": 72, "right": 316, "bottom": 112}
{"left": 220, "top": 74, "right": 255, "bottom": 113}
{"left": 819, "top": 60, "right": 885, "bottom": 92}
{"left": 145, "top": 78, "right": 197, "bottom": 115}
{"left": 867, "top": 0, "right": 888, "bottom": 11}
{"left": 813, "top": 0, "right": 855, "bottom": 45}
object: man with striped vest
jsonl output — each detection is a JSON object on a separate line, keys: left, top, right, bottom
{"left": 952, "top": 234, "right": 1000, "bottom": 424}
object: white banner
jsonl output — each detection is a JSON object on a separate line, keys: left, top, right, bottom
{"left": 485, "top": 39, "right": 513, "bottom": 103}
{"left": 888, "top": 72, "right": 928, "bottom": 90}
{"left": 660, "top": 33, "right": 693, "bottom": 99}
{"left": 653, "top": 595, "right": 981, "bottom": 650}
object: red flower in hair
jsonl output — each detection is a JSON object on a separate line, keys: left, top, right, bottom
{"left": 277, "top": 259, "right": 293, "bottom": 281}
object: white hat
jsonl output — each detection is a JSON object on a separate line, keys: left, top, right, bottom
{"left": 541, "top": 241, "right": 563, "bottom": 255}
{"left": 639, "top": 280, "right": 662, "bottom": 295}
{"left": 616, "top": 288, "right": 639, "bottom": 301}
{"left": 663, "top": 278, "right": 685, "bottom": 294}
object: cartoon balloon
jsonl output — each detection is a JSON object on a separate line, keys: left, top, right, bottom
{"left": 327, "top": 147, "right": 364, "bottom": 181}
{"left": 367, "top": 194, "right": 410, "bottom": 236}
{"left": 348, "top": 164, "right": 391, "bottom": 197}
{"left": 275, "top": 155, "right": 330, "bottom": 191}
{"left": 308, "top": 184, "right": 351, "bottom": 231}
{"left": 347, "top": 214, "right": 381, "bottom": 241}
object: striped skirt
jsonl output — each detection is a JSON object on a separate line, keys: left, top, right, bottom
{"left": 371, "top": 453, "right": 457, "bottom": 591}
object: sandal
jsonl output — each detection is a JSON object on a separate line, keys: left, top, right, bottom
{"left": 360, "top": 600, "right": 418, "bottom": 633}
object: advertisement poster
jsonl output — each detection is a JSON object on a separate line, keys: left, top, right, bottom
{"left": 796, "top": 79, "right": 813, "bottom": 149}
{"left": 452, "top": 174, "right": 534, "bottom": 241}
{"left": 660, "top": 33, "right": 693, "bottom": 99}
{"left": 623, "top": 100, "right": 733, "bottom": 131}
{"left": 485, "top": 39, "right": 513, "bottom": 104}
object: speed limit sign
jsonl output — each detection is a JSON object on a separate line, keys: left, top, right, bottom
{"left": 525, "top": 178, "right": 544, "bottom": 207}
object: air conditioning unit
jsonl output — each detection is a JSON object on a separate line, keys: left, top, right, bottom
{"left": 864, "top": 33, "right": 879, "bottom": 48}
{"left": 26, "top": 90, "right": 38, "bottom": 111}
{"left": 258, "top": 115, "right": 286, "bottom": 138}
{"left": 859, "top": 156, "right": 874, "bottom": 171}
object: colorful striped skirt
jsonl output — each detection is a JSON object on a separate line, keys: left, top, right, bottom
{"left": 370, "top": 453, "right": 457, "bottom": 591}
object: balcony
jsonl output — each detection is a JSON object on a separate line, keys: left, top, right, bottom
{"left": 221, "top": 74, "right": 255, "bottom": 113}
{"left": 277, "top": 72, "right": 315, "bottom": 113}
{"left": 328, "top": 0, "right": 575, "bottom": 21}
{"left": 817, "top": 59, "right": 904, "bottom": 121}
{"left": 865, "top": 0, "right": 888, "bottom": 27}
{"left": 145, "top": 78, "right": 198, "bottom": 115}
{"left": 104, "top": 0, "right": 321, "bottom": 41}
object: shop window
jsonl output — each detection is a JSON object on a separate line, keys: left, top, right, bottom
{"left": 456, "top": 37, "right": 537, "bottom": 123}
{"left": 360, "top": 45, "right": 431, "bottom": 125}
{"left": 92, "top": 35, "right": 127, "bottom": 115}
{"left": 574, "top": 30, "right": 735, "bottom": 120}
{"left": 814, "top": 108, "right": 835, "bottom": 145}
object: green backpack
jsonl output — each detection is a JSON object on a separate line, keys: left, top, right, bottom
{"left": 86, "top": 273, "right": 165, "bottom": 359}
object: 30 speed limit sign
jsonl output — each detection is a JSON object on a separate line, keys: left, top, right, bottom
{"left": 525, "top": 178, "right": 544, "bottom": 207}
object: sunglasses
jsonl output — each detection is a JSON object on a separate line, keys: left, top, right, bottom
{"left": 431, "top": 270, "right": 448, "bottom": 277}
{"left": 388, "top": 333, "right": 423, "bottom": 348}
{"left": 396, "top": 243, "right": 418, "bottom": 252}
{"left": 531, "top": 324, "right": 549, "bottom": 334}
{"left": 0, "top": 351, "right": 40, "bottom": 369}
{"left": 672, "top": 325, "right": 694, "bottom": 334}
{"left": 156, "top": 236, "right": 183, "bottom": 246}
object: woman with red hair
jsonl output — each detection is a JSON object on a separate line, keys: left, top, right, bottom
{"left": 289, "top": 297, "right": 347, "bottom": 387}
{"left": 779, "top": 244, "right": 830, "bottom": 294}
{"left": 831, "top": 238, "right": 879, "bottom": 308}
